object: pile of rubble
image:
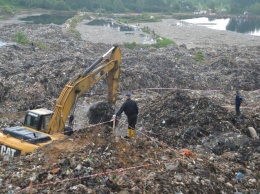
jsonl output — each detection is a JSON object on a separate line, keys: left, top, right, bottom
{"left": 0, "top": 23, "right": 259, "bottom": 193}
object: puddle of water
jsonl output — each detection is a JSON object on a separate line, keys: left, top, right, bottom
{"left": 182, "top": 17, "right": 260, "bottom": 36}
{"left": 86, "top": 19, "right": 156, "bottom": 44}
{"left": 86, "top": 19, "right": 137, "bottom": 32}
{"left": 0, "top": 40, "right": 17, "bottom": 47}
{"left": 19, "top": 13, "right": 75, "bottom": 25}
{"left": 0, "top": 40, "right": 7, "bottom": 47}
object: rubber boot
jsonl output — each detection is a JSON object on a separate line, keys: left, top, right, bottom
{"left": 130, "top": 129, "right": 135, "bottom": 138}
{"left": 124, "top": 129, "right": 131, "bottom": 139}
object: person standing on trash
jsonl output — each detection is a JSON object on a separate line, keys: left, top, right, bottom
{"left": 116, "top": 93, "right": 138, "bottom": 138}
{"left": 235, "top": 90, "right": 243, "bottom": 116}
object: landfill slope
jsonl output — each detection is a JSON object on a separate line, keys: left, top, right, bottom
{"left": 0, "top": 22, "right": 259, "bottom": 194}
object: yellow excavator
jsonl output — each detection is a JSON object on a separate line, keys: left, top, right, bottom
{"left": 0, "top": 46, "right": 121, "bottom": 157}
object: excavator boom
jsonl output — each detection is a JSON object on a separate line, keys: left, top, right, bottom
{"left": 47, "top": 46, "right": 121, "bottom": 134}
{"left": 0, "top": 46, "right": 121, "bottom": 157}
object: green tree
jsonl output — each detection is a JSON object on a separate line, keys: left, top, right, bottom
{"left": 113, "top": 0, "right": 124, "bottom": 12}
{"left": 207, "top": 1, "right": 216, "bottom": 10}
{"left": 53, "top": 1, "right": 69, "bottom": 10}
{"left": 249, "top": 3, "right": 260, "bottom": 14}
{"left": 136, "top": 0, "right": 145, "bottom": 12}
{"left": 230, "top": 0, "right": 259, "bottom": 14}
{"left": 100, "top": 0, "right": 113, "bottom": 12}
{"left": 0, "top": 0, "right": 260, "bottom": 15}
{"left": 19, "top": 0, "right": 33, "bottom": 7}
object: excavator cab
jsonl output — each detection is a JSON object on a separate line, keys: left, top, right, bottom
{"left": 0, "top": 108, "right": 69, "bottom": 157}
{"left": 23, "top": 109, "right": 74, "bottom": 136}
{"left": 0, "top": 109, "right": 54, "bottom": 157}
{"left": 23, "top": 109, "right": 53, "bottom": 132}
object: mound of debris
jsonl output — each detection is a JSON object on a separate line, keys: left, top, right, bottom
{"left": 0, "top": 22, "right": 259, "bottom": 194}
{"left": 140, "top": 91, "right": 259, "bottom": 142}
{"left": 87, "top": 101, "right": 115, "bottom": 125}
{"left": 0, "top": 23, "right": 259, "bottom": 117}
{"left": 0, "top": 90, "right": 259, "bottom": 194}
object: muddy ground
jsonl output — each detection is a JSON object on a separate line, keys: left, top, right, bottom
{"left": 0, "top": 13, "right": 259, "bottom": 194}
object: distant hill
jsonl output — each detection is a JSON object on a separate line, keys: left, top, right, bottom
{"left": 0, "top": 0, "right": 259, "bottom": 15}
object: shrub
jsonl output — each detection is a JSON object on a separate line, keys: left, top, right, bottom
{"left": 68, "top": 27, "right": 81, "bottom": 37}
{"left": 36, "top": 42, "right": 46, "bottom": 49}
{"left": 152, "top": 38, "right": 175, "bottom": 48}
{"left": 124, "top": 42, "right": 138, "bottom": 49}
{"left": 194, "top": 50, "right": 205, "bottom": 62}
{"left": 14, "top": 32, "right": 29, "bottom": 44}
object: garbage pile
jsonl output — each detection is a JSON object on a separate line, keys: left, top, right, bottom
{"left": 0, "top": 23, "right": 259, "bottom": 193}
{"left": 87, "top": 101, "right": 115, "bottom": 125}
{"left": 139, "top": 90, "right": 260, "bottom": 164}
{"left": 140, "top": 90, "right": 260, "bottom": 146}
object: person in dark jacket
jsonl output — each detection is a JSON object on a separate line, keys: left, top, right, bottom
{"left": 235, "top": 91, "right": 243, "bottom": 116}
{"left": 116, "top": 93, "right": 138, "bottom": 138}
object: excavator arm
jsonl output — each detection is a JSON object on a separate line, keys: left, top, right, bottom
{"left": 47, "top": 46, "right": 121, "bottom": 134}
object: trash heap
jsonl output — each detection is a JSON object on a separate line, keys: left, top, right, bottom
{"left": 87, "top": 101, "right": 115, "bottom": 125}
{"left": 140, "top": 90, "right": 260, "bottom": 147}
{"left": 0, "top": 23, "right": 259, "bottom": 193}
{"left": 0, "top": 91, "right": 259, "bottom": 193}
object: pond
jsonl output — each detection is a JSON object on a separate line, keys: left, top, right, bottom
{"left": 86, "top": 19, "right": 137, "bottom": 32}
{"left": 19, "top": 13, "right": 75, "bottom": 25}
{"left": 85, "top": 19, "right": 155, "bottom": 44}
{"left": 0, "top": 40, "right": 16, "bottom": 47}
{"left": 182, "top": 17, "right": 260, "bottom": 36}
{"left": 0, "top": 40, "right": 7, "bottom": 47}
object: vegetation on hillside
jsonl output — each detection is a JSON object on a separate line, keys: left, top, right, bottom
{"left": 0, "top": 0, "right": 259, "bottom": 15}
{"left": 14, "top": 32, "right": 29, "bottom": 44}
{"left": 230, "top": 0, "right": 260, "bottom": 14}
{"left": 117, "top": 13, "right": 161, "bottom": 24}
{"left": 124, "top": 24, "right": 175, "bottom": 50}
